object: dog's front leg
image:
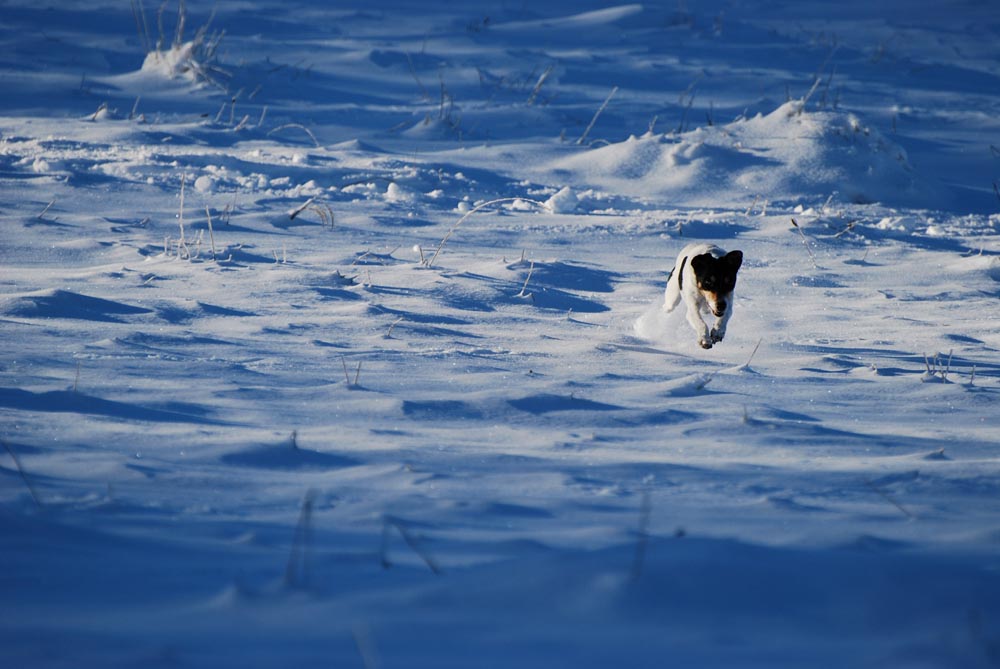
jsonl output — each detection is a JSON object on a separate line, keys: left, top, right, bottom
{"left": 686, "top": 305, "right": 713, "bottom": 349}
{"left": 710, "top": 299, "right": 733, "bottom": 344}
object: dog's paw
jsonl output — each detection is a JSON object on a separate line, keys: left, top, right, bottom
{"left": 710, "top": 328, "right": 725, "bottom": 344}
{"left": 698, "top": 337, "right": 714, "bottom": 349}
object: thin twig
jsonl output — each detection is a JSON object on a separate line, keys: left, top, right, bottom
{"left": 404, "top": 51, "right": 428, "bottom": 100}
{"left": 678, "top": 73, "right": 703, "bottom": 105}
{"left": 90, "top": 103, "right": 109, "bottom": 122}
{"left": 379, "top": 519, "right": 393, "bottom": 568}
{"left": 790, "top": 218, "right": 818, "bottom": 268}
{"left": 526, "top": 65, "right": 553, "bottom": 105}
{"left": 800, "top": 76, "right": 823, "bottom": 110}
{"left": 677, "top": 91, "right": 696, "bottom": 133}
{"left": 864, "top": 479, "right": 915, "bottom": 519}
{"left": 517, "top": 261, "right": 535, "bottom": 298}
{"left": 173, "top": 0, "right": 186, "bottom": 49}
{"left": 577, "top": 86, "right": 618, "bottom": 145}
{"left": 386, "top": 317, "right": 404, "bottom": 338}
{"left": 802, "top": 45, "right": 839, "bottom": 109}
{"left": 267, "top": 123, "right": 320, "bottom": 147}
{"left": 817, "top": 66, "right": 834, "bottom": 108}
{"left": 426, "top": 198, "right": 548, "bottom": 268}
{"left": 155, "top": 0, "right": 166, "bottom": 51}
{"left": 629, "top": 491, "right": 652, "bottom": 580}
{"left": 177, "top": 174, "right": 188, "bottom": 259}
{"left": 385, "top": 518, "right": 441, "bottom": 575}
{"left": 205, "top": 206, "right": 217, "bottom": 260}
{"left": 38, "top": 200, "right": 55, "bottom": 220}
{"left": 284, "top": 489, "right": 317, "bottom": 587}
{"left": 130, "top": 0, "right": 152, "bottom": 53}
{"left": 833, "top": 221, "right": 857, "bottom": 238}
{"left": 310, "top": 203, "right": 334, "bottom": 227}
{"left": 741, "top": 338, "right": 763, "bottom": 370}
{"left": 2, "top": 440, "right": 42, "bottom": 507}
{"left": 289, "top": 196, "right": 316, "bottom": 220}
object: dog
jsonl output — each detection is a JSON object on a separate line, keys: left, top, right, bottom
{"left": 663, "top": 243, "right": 743, "bottom": 349}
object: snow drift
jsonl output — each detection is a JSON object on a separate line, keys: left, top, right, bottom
{"left": 554, "top": 101, "right": 930, "bottom": 207}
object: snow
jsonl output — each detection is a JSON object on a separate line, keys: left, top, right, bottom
{"left": 552, "top": 101, "right": 931, "bottom": 207}
{"left": 2, "top": 0, "right": 1000, "bottom": 666}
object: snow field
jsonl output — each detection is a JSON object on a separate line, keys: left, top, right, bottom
{"left": 2, "top": 0, "right": 1000, "bottom": 666}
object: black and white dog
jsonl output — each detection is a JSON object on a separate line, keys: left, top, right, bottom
{"left": 663, "top": 243, "right": 743, "bottom": 349}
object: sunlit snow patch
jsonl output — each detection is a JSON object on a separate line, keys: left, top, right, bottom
{"left": 554, "top": 101, "right": 934, "bottom": 208}
{"left": 545, "top": 186, "right": 579, "bottom": 214}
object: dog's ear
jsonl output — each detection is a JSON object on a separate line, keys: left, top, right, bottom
{"left": 690, "top": 253, "right": 713, "bottom": 275}
{"left": 724, "top": 250, "right": 743, "bottom": 270}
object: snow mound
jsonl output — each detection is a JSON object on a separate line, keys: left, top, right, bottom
{"left": 133, "top": 28, "right": 224, "bottom": 88}
{"left": 139, "top": 41, "right": 216, "bottom": 85}
{"left": 545, "top": 186, "right": 579, "bottom": 214}
{"left": 141, "top": 42, "right": 194, "bottom": 78}
{"left": 193, "top": 174, "right": 215, "bottom": 193}
{"left": 554, "top": 102, "right": 932, "bottom": 207}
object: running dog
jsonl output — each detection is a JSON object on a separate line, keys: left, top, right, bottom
{"left": 663, "top": 243, "right": 743, "bottom": 349}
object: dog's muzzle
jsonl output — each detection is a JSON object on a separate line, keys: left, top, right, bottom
{"left": 712, "top": 300, "right": 727, "bottom": 317}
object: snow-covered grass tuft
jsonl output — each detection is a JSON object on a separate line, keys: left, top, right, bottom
{"left": 135, "top": 0, "right": 227, "bottom": 88}
{"left": 922, "top": 350, "right": 954, "bottom": 383}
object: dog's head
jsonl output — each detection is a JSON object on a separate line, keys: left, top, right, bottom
{"left": 690, "top": 250, "right": 743, "bottom": 316}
